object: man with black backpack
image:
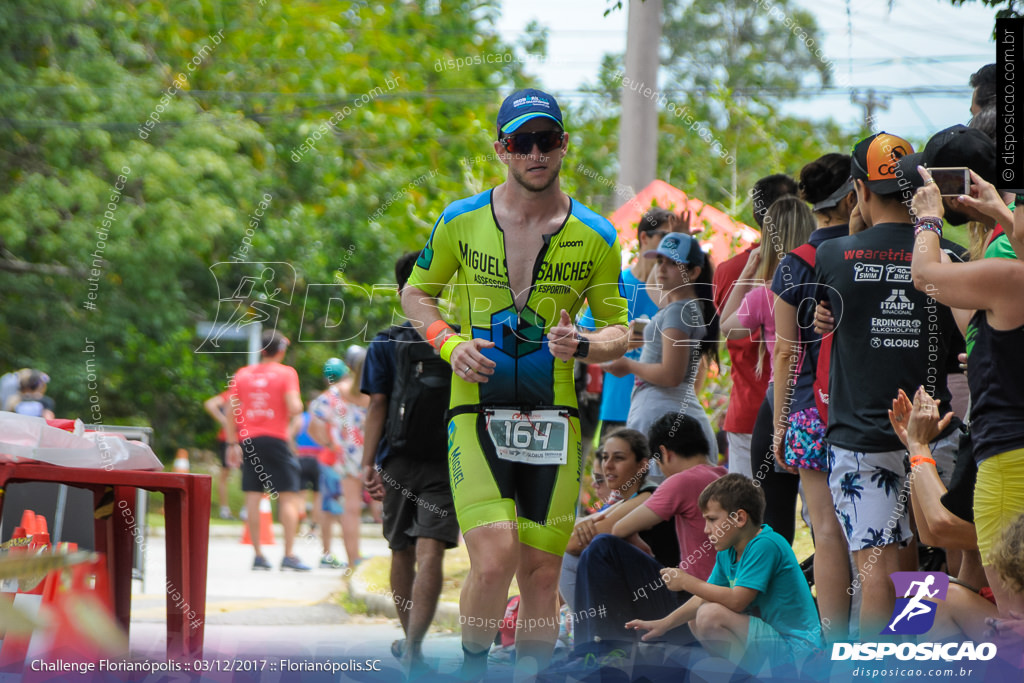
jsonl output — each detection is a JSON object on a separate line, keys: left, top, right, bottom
{"left": 361, "top": 251, "right": 460, "bottom": 677}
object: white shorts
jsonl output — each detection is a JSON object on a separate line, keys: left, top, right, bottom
{"left": 828, "top": 432, "right": 958, "bottom": 552}
{"left": 726, "top": 432, "right": 752, "bottom": 478}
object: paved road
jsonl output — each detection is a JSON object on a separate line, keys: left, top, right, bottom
{"left": 127, "top": 523, "right": 470, "bottom": 678}
{"left": 132, "top": 523, "right": 390, "bottom": 625}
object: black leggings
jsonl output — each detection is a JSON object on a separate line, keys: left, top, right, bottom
{"left": 748, "top": 387, "right": 799, "bottom": 545}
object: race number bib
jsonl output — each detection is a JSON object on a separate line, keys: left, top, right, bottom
{"left": 484, "top": 408, "right": 569, "bottom": 466}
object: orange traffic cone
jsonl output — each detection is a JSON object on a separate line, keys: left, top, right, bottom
{"left": 172, "top": 449, "right": 190, "bottom": 473}
{"left": 240, "top": 495, "right": 275, "bottom": 546}
{"left": 19, "top": 510, "right": 41, "bottom": 536}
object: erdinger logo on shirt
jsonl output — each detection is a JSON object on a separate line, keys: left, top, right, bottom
{"left": 884, "top": 572, "right": 948, "bottom": 635}
{"left": 831, "top": 572, "right": 998, "bottom": 662}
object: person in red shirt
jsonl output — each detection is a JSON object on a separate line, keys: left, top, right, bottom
{"left": 713, "top": 174, "right": 797, "bottom": 476}
{"left": 203, "top": 388, "right": 238, "bottom": 520}
{"left": 226, "top": 331, "right": 309, "bottom": 571}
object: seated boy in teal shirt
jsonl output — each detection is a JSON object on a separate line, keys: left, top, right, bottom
{"left": 627, "top": 473, "right": 823, "bottom": 673}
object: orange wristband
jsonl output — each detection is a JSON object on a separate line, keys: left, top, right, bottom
{"left": 426, "top": 320, "right": 454, "bottom": 350}
{"left": 909, "top": 454, "right": 935, "bottom": 468}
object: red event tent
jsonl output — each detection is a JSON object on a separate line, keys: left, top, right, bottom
{"left": 608, "top": 179, "right": 758, "bottom": 267}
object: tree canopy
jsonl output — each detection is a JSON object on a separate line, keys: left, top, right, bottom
{"left": 0, "top": 0, "right": 883, "bottom": 458}
{"left": 0, "top": 0, "right": 557, "bottom": 454}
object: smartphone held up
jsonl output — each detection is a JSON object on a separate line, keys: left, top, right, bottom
{"left": 926, "top": 167, "right": 971, "bottom": 197}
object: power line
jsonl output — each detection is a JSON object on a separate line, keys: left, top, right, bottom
{"left": 0, "top": 84, "right": 971, "bottom": 100}
{"left": 0, "top": 84, "right": 972, "bottom": 132}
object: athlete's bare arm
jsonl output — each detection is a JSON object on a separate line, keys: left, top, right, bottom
{"left": 401, "top": 285, "right": 497, "bottom": 383}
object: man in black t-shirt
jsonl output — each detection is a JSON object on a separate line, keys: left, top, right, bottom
{"left": 815, "top": 132, "right": 966, "bottom": 637}
{"left": 360, "top": 252, "right": 459, "bottom": 677}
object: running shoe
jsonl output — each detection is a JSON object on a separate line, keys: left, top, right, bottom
{"left": 280, "top": 555, "right": 312, "bottom": 572}
{"left": 252, "top": 555, "right": 271, "bottom": 571}
{"left": 320, "top": 554, "right": 344, "bottom": 569}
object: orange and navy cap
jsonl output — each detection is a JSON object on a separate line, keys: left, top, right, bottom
{"left": 850, "top": 132, "right": 916, "bottom": 194}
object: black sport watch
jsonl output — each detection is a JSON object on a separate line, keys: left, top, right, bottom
{"left": 572, "top": 333, "right": 590, "bottom": 359}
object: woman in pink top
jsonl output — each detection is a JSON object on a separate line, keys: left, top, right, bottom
{"left": 719, "top": 198, "right": 812, "bottom": 370}
{"left": 716, "top": 197, "right": 814, "bottom": 548}
{"left": 719, "top": 247, "right": 772, "bottom": 377}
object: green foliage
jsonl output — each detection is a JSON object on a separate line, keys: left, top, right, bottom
{"left": 663, "top": 0, "right": 831, "bottom": 107}
{"left": 655, "top": 95, "right": 847, "bottom": 227}
{"left": 570, "top": 1, "right": 848, "bottom": 228}
{"left": 947, "top": 0, "right": 1023, "bottom": 20}
{"left": 0, "top": 0, "right": 902, "bottom": 463}
{"left": 0, "top": 0, "right": 545, "bottom": 458}
{"left": 583, "top": 0, "right": 848, "bottom": 228}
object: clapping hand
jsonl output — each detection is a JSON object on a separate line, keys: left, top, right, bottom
{"left": 888, "top": 386, "right": 953, "bottom": 450}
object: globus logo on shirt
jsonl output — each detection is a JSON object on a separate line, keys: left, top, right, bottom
{"left": 831, "top": 572, "right": 997, "bottom": 662}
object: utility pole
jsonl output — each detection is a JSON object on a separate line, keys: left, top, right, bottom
{"left": 851, "top": 88, "right": 891, "bottom": 131}
{"left": 617, "top": 0, "right": 662, "bottom": 196}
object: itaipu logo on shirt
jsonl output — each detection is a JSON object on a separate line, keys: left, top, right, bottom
{"left": 879, "top": 289, "right": 914, "bottom": 315}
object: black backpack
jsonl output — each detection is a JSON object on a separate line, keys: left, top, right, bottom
{"left": 385, "top": 324, "right": 453, "bottom": 458}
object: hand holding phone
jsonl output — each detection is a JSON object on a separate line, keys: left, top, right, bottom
{"left": 926, "top": 167, "right": 971, "bottom": 197}
{"left": 628, "top": 318, "right": 649, "bottom": 350}
{"left": 954, "top": 168, "right": 1015, "bottom": 227}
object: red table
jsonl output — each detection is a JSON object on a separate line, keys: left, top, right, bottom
{"left": 0, "top": 463, "right": 211, "bottom": 658}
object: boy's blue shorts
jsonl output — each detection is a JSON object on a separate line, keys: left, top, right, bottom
{"left": 742, "top": 615, "right": 795, "bottom": 673}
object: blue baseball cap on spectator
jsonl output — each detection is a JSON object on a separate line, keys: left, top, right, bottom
{"left": 644, "top": 232, "right": 706, "bottom": 267}
{"left": 497, "top": 88, "right": 564, "bottom": 135}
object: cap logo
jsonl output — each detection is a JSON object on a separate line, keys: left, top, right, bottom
{"left": 876, "top": 144, "right": 909, "bottom": 179}
{"left": 513, "top": 95, "right": 550, "bottom": 110}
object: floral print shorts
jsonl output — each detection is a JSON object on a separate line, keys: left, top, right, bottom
{"left": 783, "top": 407, "right": 828, "bottom": 472}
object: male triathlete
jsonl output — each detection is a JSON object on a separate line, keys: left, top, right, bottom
{"left": 401, "top": 88, "right": 628, "bottom": 678}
